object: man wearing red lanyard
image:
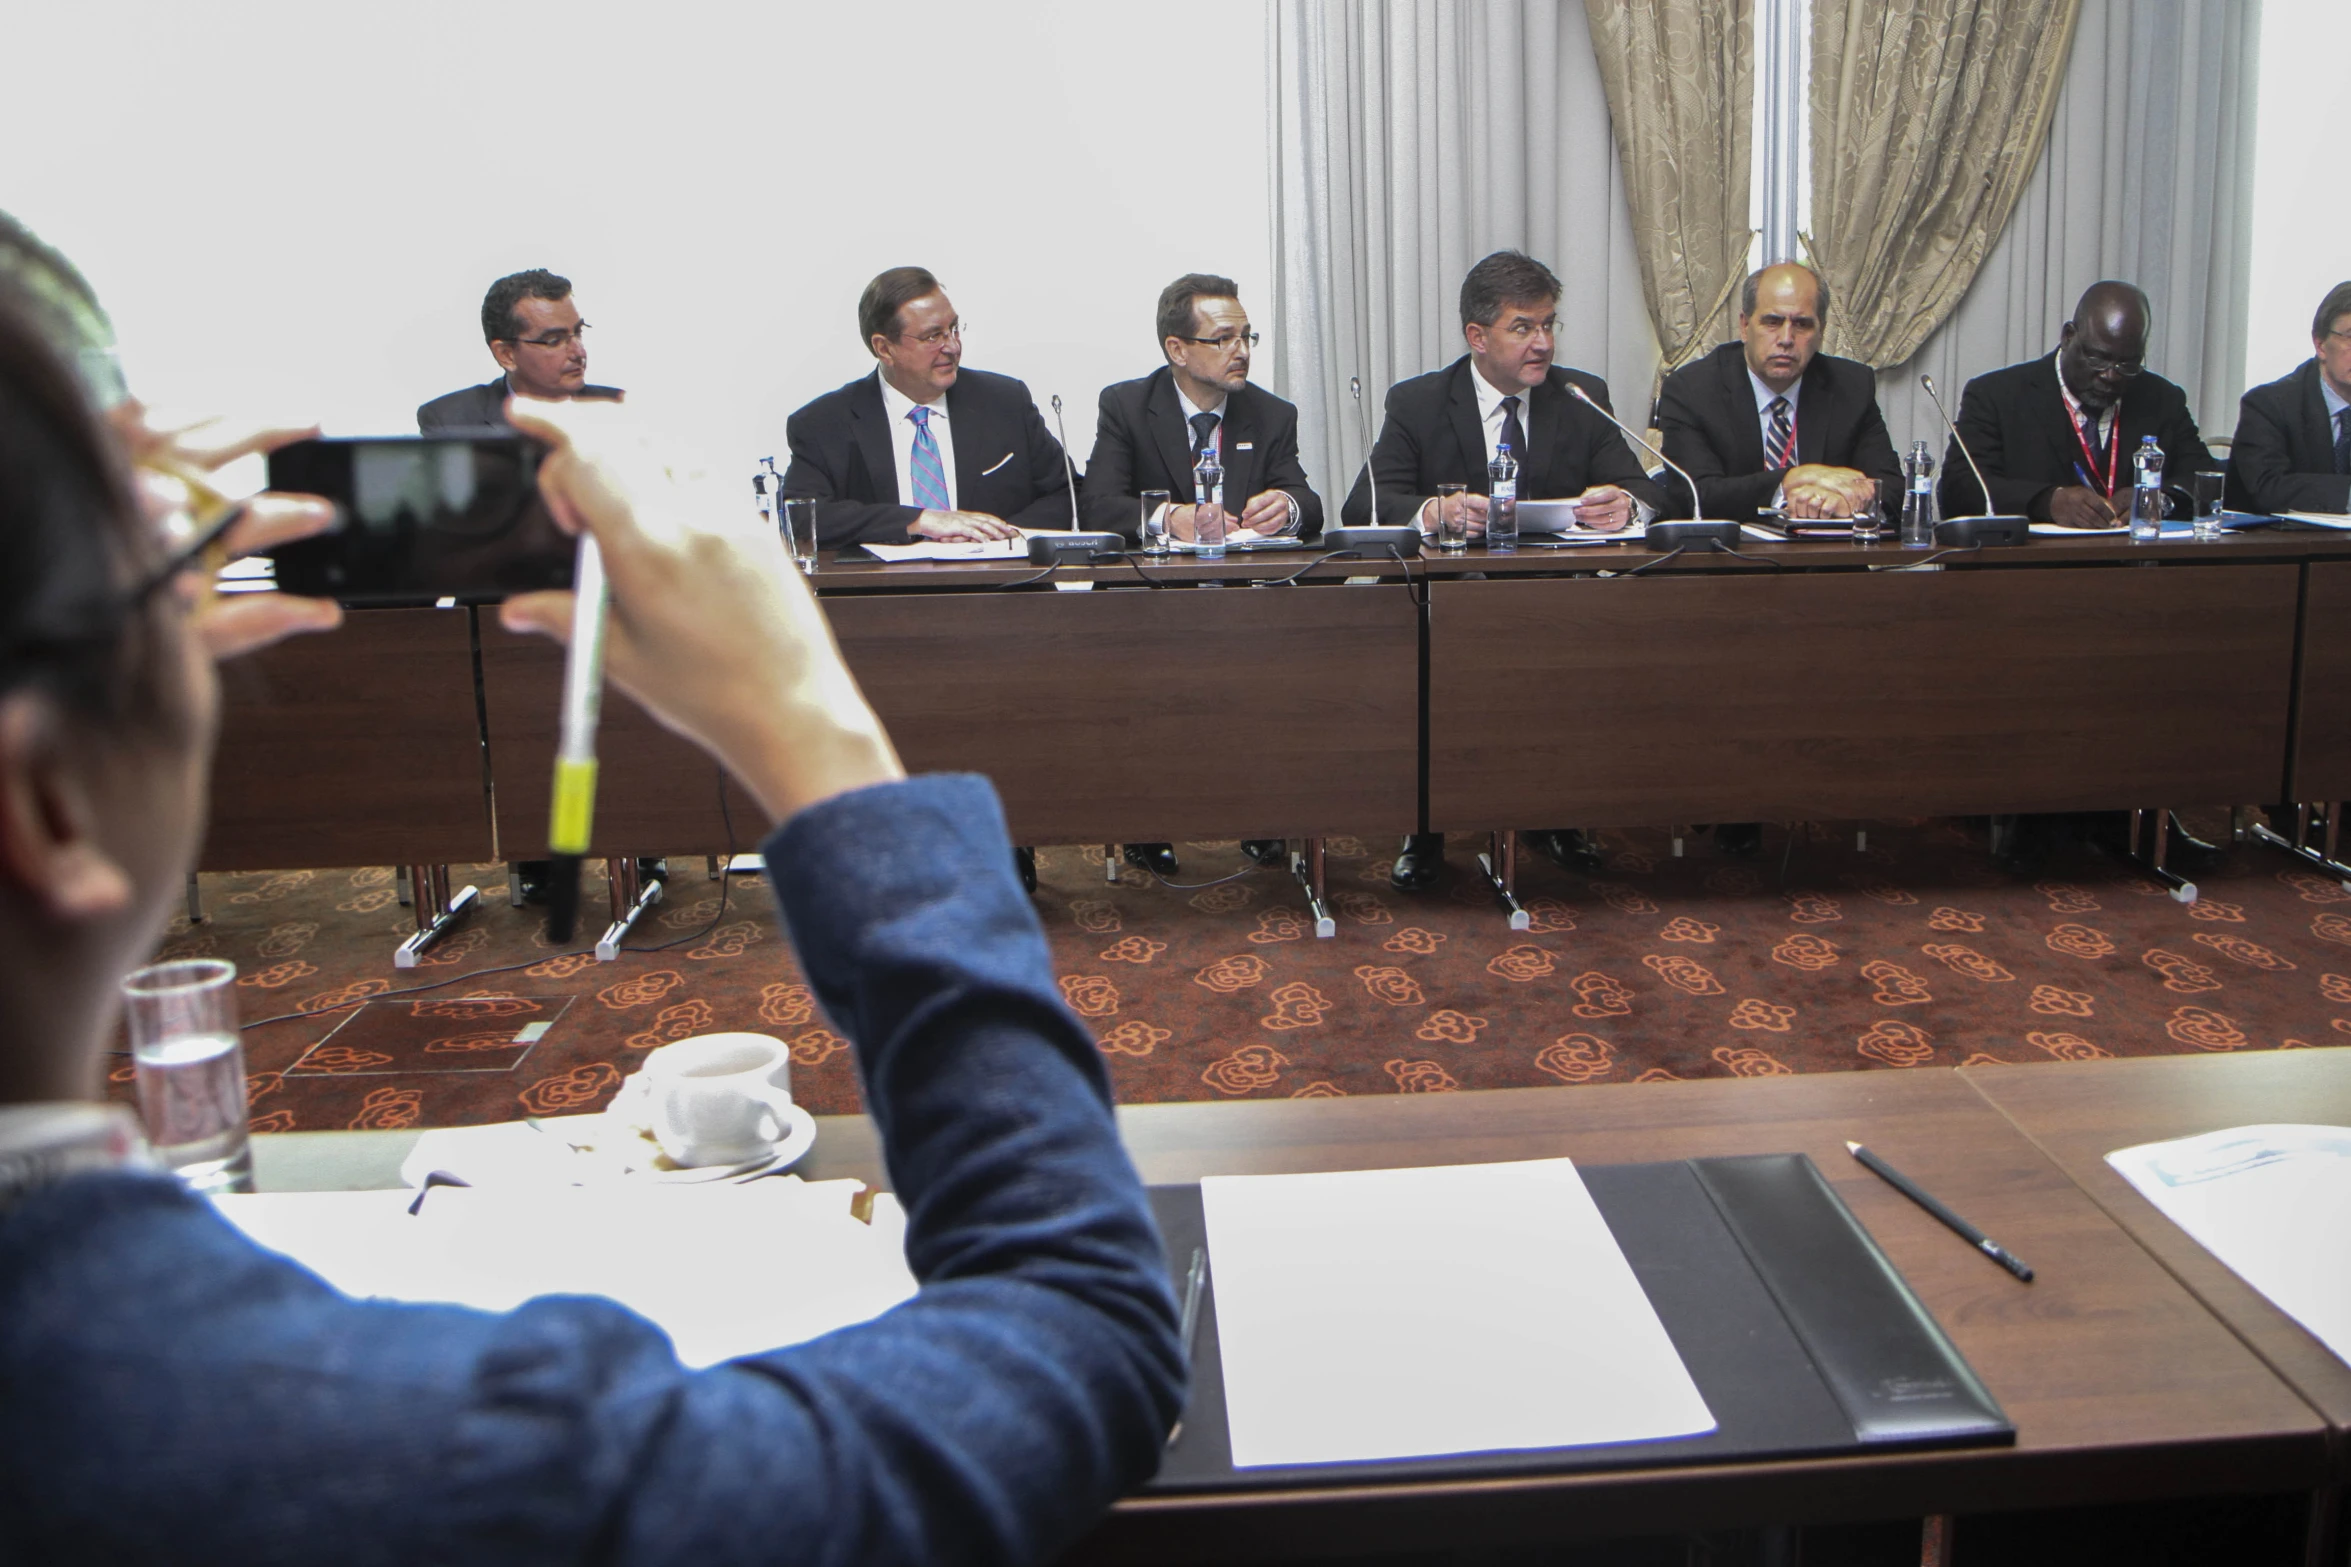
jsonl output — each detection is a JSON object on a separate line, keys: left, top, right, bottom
{"left": 1938, "top": 281, "right": 2213, "bottom": 527}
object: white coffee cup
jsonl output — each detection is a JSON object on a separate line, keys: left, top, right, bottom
{"left": 639, "top": 1033, "right": 795, "bottom": 1168}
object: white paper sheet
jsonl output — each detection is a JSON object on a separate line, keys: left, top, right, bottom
{"left": 2106, "top": 1124, "right": 2351, "bottom": 1367}
{"left": 859, "top": 533, "right": 1032, "bottom": 561}
{"left": 2284, "top": 511, "right": 2351, "bottom": 530}
{"left": 214, "top": 1180, "right": 917, "bottom": 1369}
{"left": 1198, "top": 1157, "right": 1715, "bottom": 1468}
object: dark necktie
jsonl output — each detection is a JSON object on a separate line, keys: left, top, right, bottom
{"left": 1189, "top": 410, "right": 1220, "bottom": 457}
{"left": 1498, "top": 395, "right": 1526, "bottom": 465}
{"left": 2336, "top": 407, "right": 2351, "bottom": 476}
{"left": 1766, "top": 396, "right": 1795, "bottom": 468}
{"left": 2080, "top": 408, "right": 2109, "bottom": 475}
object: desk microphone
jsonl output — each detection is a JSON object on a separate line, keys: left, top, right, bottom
{"left": 1351, "top": 375, "right": 1380, "bottom": 527}
{"left": 1568, "top": 384, "right": 1738, "bottom": 549}
{"left": 1920, "top": 374, "right": 2028, "bottom": 546}
{"left": 1032, "top": 392, "right": 1124, "bottom": 564}
{"left": 1321, "top": 374, "right": 1421, "bottom": 554}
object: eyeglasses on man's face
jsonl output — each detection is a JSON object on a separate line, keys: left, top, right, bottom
{"left": 899, "top": 321, "right": 964, "bottom": 349}
{"left": 1493, "top": 315, "right": 1558, "bottom": 342}
{"left": 1182, "top": 331, "right": 1260, "bottom": 352}
{"left": 2074, "top": 346, "right": 2143, "bottom": 377}
{"left": 507, "top": 323, "right": 590, "bottom": 350}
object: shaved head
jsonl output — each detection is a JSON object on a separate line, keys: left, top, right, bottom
{"left": 2058, "top": 280, "right": 2151, "bottom": 412}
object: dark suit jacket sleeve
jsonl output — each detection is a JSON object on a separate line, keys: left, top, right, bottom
{"left": 2230, "top": 376, "right": 2351, "bottom": 514}
{"left": 1941, "top": 375, "right": 2040, "bottom": 518}
{"left": 1000, "top": 391, "right": 1076, "bottom": 532}
{"left": 2157, "top": 390, "right": 2216, "bottom": 492}
{"left": 782, "top": 403, "right": 922, "bottom": 549}
{"left": 1078, "top": 386, "right": 1143, "bottom": 538}
{"left": 1656, "top": 372, "right": 1778, "bottom": 521}
{"left": 1341, "top": 387, "right": 1431, "bottom": 529}
{"left": 1847, "top": 382, "right": 1906, "bottom": 510}
{"left": 1254, "top": 401, "right": 1324, "bottom": 538}
{"left": 1562, "top": 373, "right": 1666, "bottom": 515}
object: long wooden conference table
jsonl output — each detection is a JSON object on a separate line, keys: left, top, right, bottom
{"left": 252, "top": 1050, "right": 2351, "bottom": 1562}
{"left": 204, "top": 529, "right": 2351, "bottom": 879}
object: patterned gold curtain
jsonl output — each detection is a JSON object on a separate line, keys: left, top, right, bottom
{"left": 1580, "top": 0, "right": 1755, "bottom": 381}
{"left": 1808, "top": 0, "right": 2082, "bottom": 369}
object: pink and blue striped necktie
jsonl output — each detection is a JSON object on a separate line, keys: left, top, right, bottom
{"left": 908, "top": 405, "right": 951, "bottom": 510}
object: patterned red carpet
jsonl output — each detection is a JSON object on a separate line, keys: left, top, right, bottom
{"left": 120, "top": 813, "right": 2351, "bottom": 1135}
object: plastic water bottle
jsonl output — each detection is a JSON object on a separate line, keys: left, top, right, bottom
{"left": 2130, "top": 436, "right": 2164, "bottom": 543}
{"left": 1900, "top": 440, "right": 1937, "bottom": 547}
{"left": 1193, "top": 443, "right": 1225, "bottom": 560}
{"left": 1486, "top": 442, "right": 1519, "bottom": 553}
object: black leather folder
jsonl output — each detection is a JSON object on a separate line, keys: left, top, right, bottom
{"left": 1147, "top": 1152, "right": 2011, "bottom": 1492}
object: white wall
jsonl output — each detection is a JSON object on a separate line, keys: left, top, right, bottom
{"left": 2244, "top": 0, "right": 2351, "bottom": 389}
{"left": 1, "top": 0, "right": 1270, "bottom": 475}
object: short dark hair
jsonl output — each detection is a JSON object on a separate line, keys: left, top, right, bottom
{"left": 0, "top": 283, "right": 160, "bottom": 723}
{"left": 1459, "top": 251, "right": 1561, "bottom": 330}
{"left": 481, "top": 269, "right": 572, "bottom": 345}
{"left": 1157, "top": 274, "right": 1240, "bottom": 349}
{"left": 2315, "top": 282, "right": 2351, "bottom": 341}
{"left": 1740, "top": 264, "right": 1832, "bottom": 322}
{"left": 859, "top": 267, "right": 942, "bottom": 351}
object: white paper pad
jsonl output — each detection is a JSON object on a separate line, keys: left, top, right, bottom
{"left": 2028, "top": 522, "right": 2129, "bottom": 535}
{"left": 2106, "top": 1124, "right": 2351, "bottom": 1367}
{"left": 214, "top": 1179, "right": 917, "bottom": 1369}
{"left": 860, "top": 532, "right": 1034, "bottom": 561}
{"left": 2284, "top": 511, "right": 2351, "bottom": 530}
{"left": 1198, "top": 1157, "right": 1714, "bottom": 1468}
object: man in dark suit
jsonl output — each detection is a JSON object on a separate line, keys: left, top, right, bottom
{"left": 416, "top": 269, "right": 620, "bottom": 432}
{"left": 1344, "top": 250, "right": 1666, "bottom": 890}
{"left": 1657, "top": 262, "right": 1904, "bottom": 857}
{"left": 1080, "top": 274, "right": 1322, "bottom": 873}
{"left": 1080, "top": 272, "right": 1320, "bottom": 546}
{"left": 418, "top": 268, "right": 630, "bottom": 906}
{"left": 1938, "top": 280, "right": 2213, "bottom": 526}
{"left": 2228, "top": 280, "right": 2351, "bottom": 516}
{"left": 782, "top": 267, "right": 1071, "bottom": 550}
{"left": 1657, "top": 262, "right": 1901, "bottom": 524}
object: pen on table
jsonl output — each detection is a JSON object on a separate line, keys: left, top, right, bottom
{"left": 545, "top": 533, "right": 609, "bottom": 944}
{"left": 1847, "top": 1141, "right": 2033, "bottom": 1282}
{"left": 1167, "top": 1245, "right": 1207, "bottom": 1446}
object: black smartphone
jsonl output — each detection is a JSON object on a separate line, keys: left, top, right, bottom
{"left": 264, "top": 435, "right": 574, "bottom": 606}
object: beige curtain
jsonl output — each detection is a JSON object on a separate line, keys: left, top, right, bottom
{"left": 1580, "top": 0, "right": 1754, "bottom": 379}
{"left": 1807, "top": 0, "right": 2081, "bottom": 369}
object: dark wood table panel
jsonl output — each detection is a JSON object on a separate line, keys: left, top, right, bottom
{"left": 204, "top": 606, "right": 491, "bottom": 870}
{"left": 1430, "top": 565, "right": 2299, "bottom": 831}
{"left": 1962, "top": 1049, "right": 2351, "bottom": 1437}
{"left": 823, "top": 585, "right": 1419, "bottom": 844}
{"left": 1054, "top": 1072, "right": 2326, "bottom": 1561}
{"left": 2291, "top": 562, "right": 2351, "bottom": 801}
{"left": 479, "top": 621, "right": 758, "bottom": 858}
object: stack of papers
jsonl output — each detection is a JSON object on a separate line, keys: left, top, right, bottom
{"left": 1199, "top": 1157, "right": 1713, "bottom": 1467}
{"left": 2284, "top": 511, "right": 2351, "bottom": 530}
{"left": 2106, "top": 1124, "right": 2351, "bottom": 1367}
{"left": 860, "top": 533, "right": 1034, "bottom": 562}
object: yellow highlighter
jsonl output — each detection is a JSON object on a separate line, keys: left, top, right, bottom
{"left": 544, "top": 533, "right": 608, "bottom": 943}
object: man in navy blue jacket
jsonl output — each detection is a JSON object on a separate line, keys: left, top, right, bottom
{"left": 0, "top": 290, "right": 1184, "bottom": 1566}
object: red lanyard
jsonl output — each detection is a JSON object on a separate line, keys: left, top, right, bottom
{"left": 2062, "top": 390, "right": 2119, "bottom": 498}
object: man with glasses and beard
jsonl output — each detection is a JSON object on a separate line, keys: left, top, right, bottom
{"left": 418, "top": 268, "right": 620, "bottom": 431}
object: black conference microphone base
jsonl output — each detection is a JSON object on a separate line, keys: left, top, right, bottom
{"left": 1643, "top": 519, "right": 1741, "bottom": 549}
{"left": 1321, "top": 525, "right": 1421, "bottom": 555}
{"left": 1026, "top": 532, "right": 1126, "bottom": 565}
{"left": 1934, "top": 515, "right": 2029, "bottom": 548}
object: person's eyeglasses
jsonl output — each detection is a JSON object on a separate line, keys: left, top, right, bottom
{"left": 0, "top": 496, "right": 243, "bottom": 669}
{"left": 1182, "top": 331, "right": 1261, "bottom": 351}
{"left": 2326, "top": 327, "right": 2351, "bottom": 343}
{"left": 900, "top": 321, "right": 964, "bottom": 348}
{"left": 1496, "top": 316, "right": 1559, "bottom": 340}
{"left": 507, "top": 323, "right": 590, "bottom": 350}
{"left": 2075, "top": 347, "right": 2142, "bottom": 376}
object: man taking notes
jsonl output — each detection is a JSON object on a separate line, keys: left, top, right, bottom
{"left": 782, "top": 266, "right": 1072, "bottom": 550}
{"left": 1939, "top": 280, "right": 2213, "bottom": 526}
{"left": 2228, "top": 280, "right": 2351, "bottom": 516}
{"left": 1344, "top": 250, "right": 1664, "bottom": 891}
{"left": 1656, "top": 262, "right": 1900, "bottom": 524}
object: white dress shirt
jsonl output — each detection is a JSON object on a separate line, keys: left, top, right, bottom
{"left": 877, "top": 369, "right": 958, "bottom": 512}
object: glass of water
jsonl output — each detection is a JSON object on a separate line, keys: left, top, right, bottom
{"left": 2189, "top": 471, "right": 2225, "bottom": 542}
{"left": 122, "top": 959, "right": 251, "bottom": 1194}
{"left": 1140, "top": 489, "right": 1171, "bottom": 554}
{"left": 781, "top": 497, "right": 819, "bottom": 575}
{"left": 1433, "top": 483, "right": 1470, "bottom": 552}
{"left": 1850, "top": 479, "right": 1883, "bottom": 543}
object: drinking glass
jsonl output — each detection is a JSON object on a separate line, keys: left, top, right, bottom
{"left": 1433, "top": 483, "right": 1470, "bottom": 552}
{"left": 1140, "top": 489, "right": 1171, "bottom": 555}
{"left": 781, "top": 497, "right": 819, "bottom": 575}
{"left": 1850, "top": 480, "right": 1883, "bottom": 544}
{"left": 122, "top": 959, "right": 251, "bottom": 1194}
{"left": 2189, "top": 471, "right": 2225, "bottom": 542}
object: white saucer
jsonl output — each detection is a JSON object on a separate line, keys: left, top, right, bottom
{"left": 639, "top": 1102, "right": 819, "bottom": 1184}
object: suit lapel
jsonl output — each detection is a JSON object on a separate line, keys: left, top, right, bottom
{"left": 1147, "top": 370, "right": 1198, "bottom": 502}
{"left": 946, "top": 377, "right": 995, "bottom": 501}
{"left": 2029, "top": 356, "right": 2085, "bottom": 485}
{"left": 1722, "top": 350, "right": 1770, "bottom": 473}
{"left": 2304, "top": 360, "right": 2337, "bottom": 467}
{"left": 1220, "top": 385, "right": 1262, "bottom": 504}
{"left": 1793, "top": 359, "right": 1827, "bottom": 466}
{"left": 1447, "top": 362, "right": 1489, "bottom": 493}
{"left": 850, "top": 373, "right": 900, "bottom": 504}
{"left": 1525, "top": 375, "right": 1570, "bottom": 496}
